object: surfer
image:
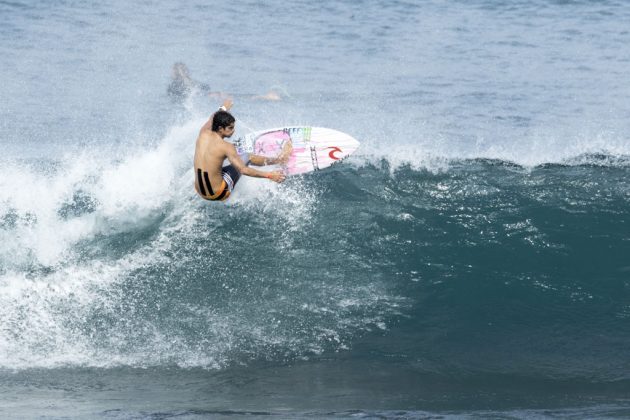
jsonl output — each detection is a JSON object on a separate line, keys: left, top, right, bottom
{"left": 194, "top": 99, "right": 291, "bottom": 201}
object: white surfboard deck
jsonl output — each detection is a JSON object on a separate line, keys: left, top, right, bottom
{"left": 237, "top": 127, "right": 360, "bottom": 176}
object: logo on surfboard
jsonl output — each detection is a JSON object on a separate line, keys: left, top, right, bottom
{"left": 326, "top": 146, "right": 343, "bottom": 160}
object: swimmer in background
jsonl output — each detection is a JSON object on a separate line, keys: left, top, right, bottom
{"left": 251, "top": 88, "right": 284, "bottom": 101}
{"left": 168, "top": 62, "right": 289, "bottom": 102}
{"left": 168, "top": 62, "right": 212, "bottom": 102}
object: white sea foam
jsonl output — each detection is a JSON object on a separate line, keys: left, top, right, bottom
{"left": 0, "top": 118, "right": 201, "bottom": 267}
{"left": 0, "top": 117, "right": 391, "bottom": 370}
{"left": 0, "top": 119, "right": 200, "bottom": 368}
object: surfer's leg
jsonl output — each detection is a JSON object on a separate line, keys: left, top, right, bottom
{"left": 221, "top": 164, "right": 242, "bottom": 191}
{"left": 219, "top": 153, "right": 249, "bottom": 195}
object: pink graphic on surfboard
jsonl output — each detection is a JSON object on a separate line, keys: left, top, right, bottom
{"left": 245, "top": 127, "right": 360, "bottom": 176}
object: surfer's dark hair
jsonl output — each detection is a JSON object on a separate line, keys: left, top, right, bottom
{"left": 212, "top": 111, "right": 235, "bottom": 131}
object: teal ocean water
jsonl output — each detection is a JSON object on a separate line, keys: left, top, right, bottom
{"left": 1, "top": 0, "right": 629, "bottom": 418}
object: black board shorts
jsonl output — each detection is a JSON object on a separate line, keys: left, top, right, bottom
{"left": 196, "top": 153, "right": 249, "bottom": 201}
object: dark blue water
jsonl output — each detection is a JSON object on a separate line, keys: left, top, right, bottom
{"left": 1, "top": 0, "right": 630, "bottom": 418}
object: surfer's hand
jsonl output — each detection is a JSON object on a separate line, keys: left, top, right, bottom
{"left": 267, "top": 170, "right": 286, "bottom": 183}
{"left": 221, "top": 98, "right": 233, "bottom": 111}
{"left": 277, "top": 140, "right": 293, "bottom": 165}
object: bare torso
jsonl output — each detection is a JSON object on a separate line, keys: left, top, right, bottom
{"left": 193, "top": 126, "right": 231, "bottom": 196}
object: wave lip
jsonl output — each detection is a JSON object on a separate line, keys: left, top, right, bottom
{"left": 352, "top": 147, "right": 630, "bottom": 175}
{"left": 351, "top": 122, "right": 630, "bottom": 172}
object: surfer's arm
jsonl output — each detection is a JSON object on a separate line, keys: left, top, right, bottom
{"left": 201, "top": 115, "right": 214, "bottom": 131}
{"left": 248, "top": 154, "right": 276, "bottom": 166}
{"left": 220, "top": 98, "right": 233, "bottom": 111}
{"left": 201, "top": 99, "right": 235, "bottom": 131}
{"left": 226, "top": 145, "right": 286, "bottom": 183}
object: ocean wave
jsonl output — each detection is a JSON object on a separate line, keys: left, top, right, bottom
{"left": 1, "top": 118, "right": 628, "bottom": 374}
{"left": 0, "top": 123, "right": 404, "bottom": 369}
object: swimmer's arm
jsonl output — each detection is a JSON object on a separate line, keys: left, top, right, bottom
{"left": 226, "top": 145, "right": 286, "bottom": 183}
{"left": 248, "top": 140, "right": 293, "bottom": 166}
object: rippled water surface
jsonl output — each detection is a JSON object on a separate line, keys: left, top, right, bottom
{"left": 1, "top": 0, "right": 629, "bottom": 418}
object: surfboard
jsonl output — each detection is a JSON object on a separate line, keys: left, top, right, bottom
{"left": 236, "top": 127, "right": 360, "bottom": 176}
